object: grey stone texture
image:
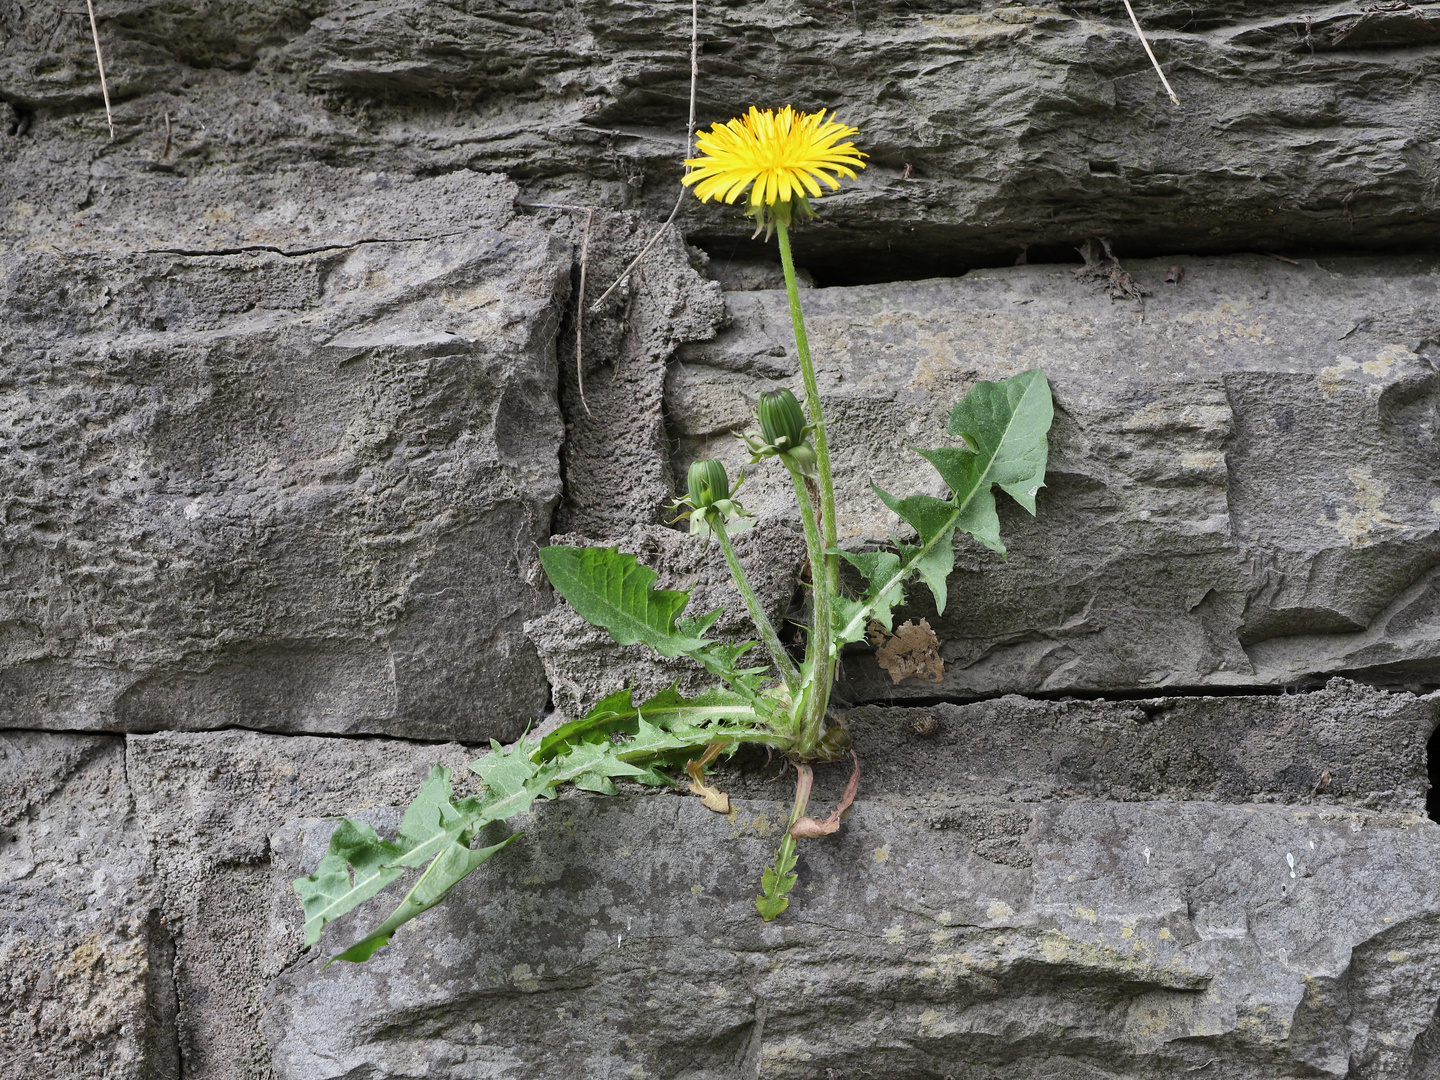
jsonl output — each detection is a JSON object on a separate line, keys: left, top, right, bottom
{"left": 2, "top": 3, "right": 1440, "bottom": 279}
{"left": 1, "top": 170, "right": 569, "bottom": 741}
{"left": 0, "top": 733, "right": 171, "bottom": 1080}
{"left": 5, "top": 0, "right": 1440, "bottom": 1076}
{"left": 670, "top": 255, "right": 1440, "bottom": 702}
{"left": 9, "top": 1, "right": 1439, "bottom": 277}
{"left": 7, "top": 684, "right": 1437, "bottom": 1079}
{"left": 125, "top": 729, "right": 481, "bottom": 1079}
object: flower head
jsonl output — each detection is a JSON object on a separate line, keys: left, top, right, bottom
{"left": 682, "top": 106, "right": 866, "bottom": 236}
{"left": 686, "top": 458, "right": 733, "bottom": 509}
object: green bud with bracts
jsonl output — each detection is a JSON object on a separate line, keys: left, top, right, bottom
{"left": 671, "top": 458, "right": 751, "bottom": 538}
{"left": 758, "top": 389, "right": 806, "bottom": 451}
{"left": 741, "top": 387, "right": 818, "bottom": 475}
{"left": 687, "top": 458, "right": 731, "bottom": 508}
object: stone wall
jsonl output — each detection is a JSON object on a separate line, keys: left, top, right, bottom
{"left": 3, "top": 2, "right": 1440, "bottom": 1077}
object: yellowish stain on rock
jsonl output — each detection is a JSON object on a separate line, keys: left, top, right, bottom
{"left": 442, "top": 284, "right": 501, "bottom": 310}
{"left": 1318, "top": 355, "right": 1359, "bottom": 397}
{"left": 510, "top": 962, "right": 542, "bottom": 992}
{"left": 884, "top": 924, "right": 905, "bottom": 944}
{"left": 1180, "top": 450, "right": 1225, "bottom": 471}
{"left": 1365, "top": 343, "right": 1417, "bottom": 376}
{"left": 917, "top": 1007, "right": 963, "bottom": 1037}
{"left": 1178, "top": 298, "right": 1273, "bottom": 346}
{"left": 987, "top": 900, "right": 1014, "bottom": 921}
{"left": 202, "top": 205, "right": 235, "bottom": 225}
{"left": 872, "top": 843, "right": 891, "bottom": 864}
{"left": 1126, "top": 992, "right": 1228, "bottom": 1041}
{"left": 761, "top": 1038, "right": 814, "bottom": 1063}
{"left": 751, "top": 814, "right": 774, "bottom": 838}
{"left": 1074, "top": 906, "right": 1098, "bottom": 924}
{"left": 1323, "top": 466, "right": 1406, "bottom": 547}
{"left": 1388, "top": 950, "right": 1411, "bottom": 963}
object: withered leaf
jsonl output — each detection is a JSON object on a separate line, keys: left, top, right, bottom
{"left": 874, "top": 618, "right": 944, "bottom": 685}
{"left": 686, "top": 741, "right": 732, "bottom": 814}
{"left": 789, "top": 751, "right": 861, "bottom": 838}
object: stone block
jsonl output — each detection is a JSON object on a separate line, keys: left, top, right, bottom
{"left": 668, "top": 255, "right": 1440, "bottom": 700}
{"left": 125, "top": 728, "right": 481, "bottom": 1080}
{"left": 261, "top": 699, "right": 1440, "bottom": 1077}
{"left": 0, "top": 171, "right": 567, "bottom": 741}
{"left": 0, "top": 732, "right": 173, "bottom": 1080}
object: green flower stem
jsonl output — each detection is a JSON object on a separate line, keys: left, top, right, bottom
{"left": 712, "top": 523, "right": 801, "bottom": 693}
{"left": 774, "top": 219, "right": 839, "bottom": 595}
{"left": 783, "top": 459, "right": 834, "bottom": 755}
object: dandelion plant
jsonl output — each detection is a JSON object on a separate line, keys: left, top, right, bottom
{"left": 295, "top": 106, "right": 1054, "bottom": 961}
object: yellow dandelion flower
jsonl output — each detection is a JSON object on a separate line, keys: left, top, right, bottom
{"left": 682, "top": 106, "right": 866, "bottom": 208}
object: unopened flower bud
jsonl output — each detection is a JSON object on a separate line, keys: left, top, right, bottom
{"left": 686, "top": 458, "right": 731, "bottom": 508}
{"left": 758, "top": 388, "right": 806, "bottom": 450}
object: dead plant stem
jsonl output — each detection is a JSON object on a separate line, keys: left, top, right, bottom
{"left": 85, "top": 0, "right": 115, "bottom": 139}
{"left": 588, "top": 0, "right": 700, "bottom": 313}
{"left": 1121, "top": 0, "right": 1180, "bottom": 106}
{"left": 574, "top": 208, "right": 595, "bottom": 415}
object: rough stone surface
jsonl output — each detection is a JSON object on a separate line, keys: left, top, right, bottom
{"left": 548, "top": 211, "right": 728, "bottom": 539}
{"left": 8, "top": 2, "right": 1440, "bottom": 280}
{"left": 527, "top": 521, "right": 806, "bottom": 717}
{"left": 1, "top": 170, "right": 568, "bottom": 740}
{"left": 668, "top": 255, "right": 1440, "bottom": 701}
{"left": 124, "top": 729, "right": 481, "bottom": 1080}
{"left": 263, "top": 706, "right": 1440, "bottom": 1078}
{"left": 6, "top": 1, "right": 1440, "bottom": 1076}
{"left": 0, "top": 732, "right": 171, "bottom": 1080}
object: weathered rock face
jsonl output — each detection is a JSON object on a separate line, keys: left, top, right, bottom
{"left": 8, "top": 3, "right": 1440, "bottom": 280}
{"left": 670, "top": 255, "right": 1440, "bottom": 702}
{"left": 124, "top": 729, "right": 481, "bottom": 1079}
{"left": 0, "top": 733, "right": 171, "bottom": 1080}
{"left": 5, "top": 1, "right": 1440, "bottom": 1077}
{"left": 256, "top": 682, "right": 1440, "bottom": 1079}
{"left": 1, "top": 171, "right": 568, "bottom": 741}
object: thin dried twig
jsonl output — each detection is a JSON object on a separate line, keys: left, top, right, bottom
{"left": 161, "top": 111, "right": 171, "bottom": 158}
{"left": 588, "top": 0, "right": 700, "bottom": 314}
{"left": 85, "top": 0, "right": 115, "bottom": 140}
{"left": 574, "top": 208, "right": 595, "bottom": 414}
{"left": 1121, "top": 0, "right": 1180, "bottom": 106}
{"left": 516, "top": 201, "right": 600, "bottom": 412}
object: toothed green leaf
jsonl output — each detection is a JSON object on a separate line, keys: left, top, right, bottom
{"left": 532, "top": 685, "right": 767, "bottom": 763}
{"left": 901, "top": 535, "right": 955, "bottom": 616}
{"left": 946, "top": 368, "right": 1053, "bottom": 516}
{"left": 295, "top": 819, "right": 404, "bottom": 947}
{"left": 329, "top": 833, "right": 518, "bottom": 965}
{"left": 757, "top": 837, "right": 800, "bottom": 921}
{"left": 840, "top": 369, "right": 1052, "bottom": 641}
{"left": 539, "top": 545, "right": 710, "bottom": 658}
{"left": 837, "top": 549, "right": 905, "bottom": 638}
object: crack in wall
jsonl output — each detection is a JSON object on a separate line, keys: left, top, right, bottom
{"left": 139, "top": 231, "right": 470, "bottom": 259}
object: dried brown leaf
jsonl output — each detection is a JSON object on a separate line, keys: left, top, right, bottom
{"left": 686, "top": 741, "right": 731, "bottom": 814}
{"left": 874, "top": 618, "right": 944, "bottom": 685}
{"left": 789, "top": 751, "right": 860, "bottom": 838}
